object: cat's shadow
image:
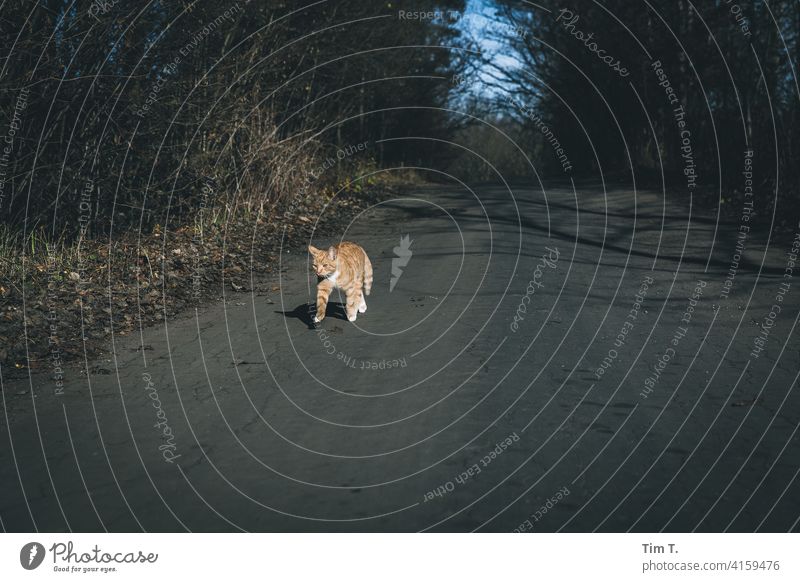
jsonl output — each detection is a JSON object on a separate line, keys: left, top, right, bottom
{"left": 276, "top": 302, "right": 348, "bottom": 329}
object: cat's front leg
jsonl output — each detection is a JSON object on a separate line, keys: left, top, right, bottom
{"left": 345, "top": 286, "right": 359, "bottom": 322}
{"left": 314, "top": 279, "right": 334, "bottom": 323}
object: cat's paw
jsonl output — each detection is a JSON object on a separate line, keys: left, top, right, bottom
{"left": 313, "top": 315, "right": 323, "bottom": 323}
{"left": 348, "top": 314, "right": 357, "bottom": 322}
{"left": 358, "top": 302, "right": 367, "bottom": 313}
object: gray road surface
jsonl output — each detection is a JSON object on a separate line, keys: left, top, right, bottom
{"left": 2, "top": 182, "right": 799, "bottom": 532}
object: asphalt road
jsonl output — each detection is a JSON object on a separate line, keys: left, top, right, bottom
{"left": 2, "top": 182, "right": 799, "bottom": 532}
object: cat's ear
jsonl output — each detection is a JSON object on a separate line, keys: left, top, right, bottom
{"left": 327, "top": 246, "right": 338, "bottom": 260}
{"left": 308, "top": 245, "right": 320, "bottom": 256}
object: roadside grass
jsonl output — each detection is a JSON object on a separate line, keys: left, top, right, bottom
{"left": 0, "top": 164, "right": 403, "bottom": 375}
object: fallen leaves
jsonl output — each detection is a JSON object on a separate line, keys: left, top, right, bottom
{"left": 0, "top": 183, "right": 395, "bottom": 374}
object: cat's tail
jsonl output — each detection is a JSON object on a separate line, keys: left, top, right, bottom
{"left": 363, "top": 251, "right": 373, "bottom": 296}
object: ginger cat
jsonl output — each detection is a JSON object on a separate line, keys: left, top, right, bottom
{"left": 308, "top": 241, "right": 373, "bottom": 323}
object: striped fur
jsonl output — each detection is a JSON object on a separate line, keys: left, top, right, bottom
{"left": 309, "top": 241, "right": 373, "bottom": 323}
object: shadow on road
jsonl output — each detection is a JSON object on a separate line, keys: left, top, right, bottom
{"left": 276, "top": 302, "right": 348, "bottom": 329}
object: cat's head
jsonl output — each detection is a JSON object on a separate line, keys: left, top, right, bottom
{"left": 308, "top": 245, "right": 338, "bottom": 277}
